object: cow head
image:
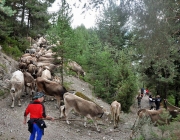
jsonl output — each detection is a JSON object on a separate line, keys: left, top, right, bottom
{"left": 10, "top": 81, "right": 22, "bottom": 93}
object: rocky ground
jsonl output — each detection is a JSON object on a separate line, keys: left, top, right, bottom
{"left": 0, "top": 51, "right": 151, "bottom": 140}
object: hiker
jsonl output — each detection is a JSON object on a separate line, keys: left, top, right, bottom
{"left": 149, "top": 95, "right": 155, "bottom": 110}
{"left": 137, "top": 94, "right": 142, "bottom": 108}
{"left": 23, "top": 92, "right": 54, "bottom": 140}
{"left": 155, "top": 95, "right": 161, "bottom": 110}
{"left": 140, "top": 88, "right": 144, "bottom": 97}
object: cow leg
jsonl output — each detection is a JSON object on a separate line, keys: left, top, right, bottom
{"left": 86, "top": 115, "right": 100, "bottom": 132}
{"left": 114, "top": 114, "right": 118, "bottom": 129}
{"left": 64, "top": 106, "right": 72, "bottom": 125}
{"left": 55, "top": 96, "right": 61, "bottom": 109}
{"left": 83, "top": 117, "right": 87, "bottom": 127}
{"left": 25, "top": 86, "right": 29, "bottom": 95}
{"left": 11, "top": 94, "right": 15, "bottom": 108}
{"left": 114, "top": 113, "right": 119, "bottom": 129}
{"left": 110, "top": 108, "right": 113, "bottom": 121}
{"left": 60, "top": 105, "right": 65, "bottom": 118}
{"left": 77, "top": 72, "right": 80, "bottom": 79}
{"left": 18, "top": 91, "right": 22, "bottom": 107}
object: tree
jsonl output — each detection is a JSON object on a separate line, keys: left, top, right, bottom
{"left": 47, "top": 0, "right": 74, "bottom": 84}
{"left": 0, "top": 0, "right": 15, "bottom": 38}
{"left": 131, "top": 0, "right": 180, "bottom": 101}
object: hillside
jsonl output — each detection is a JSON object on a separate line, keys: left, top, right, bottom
{"left": 0, "top": 50, "right": 150, "bottom": 140}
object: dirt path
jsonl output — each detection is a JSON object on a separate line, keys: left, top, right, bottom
{"left": 0, "top": 76, "right": 150, "bottom": 140}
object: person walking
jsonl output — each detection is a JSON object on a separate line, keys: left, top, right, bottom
{"left": 23, "top": 92, "right": 54, "bottom": 140}
{"left": 155, "top": 95, "right": 161, "bottom": 110}
{"left": 149, "top": 95, "right": 155, "bottom": 110}
{"left": 137, "top": 94, "right": 142, "bottom": 108}
{"left": 146, "top": 88, "right": 149, "bottom": 96}
{"left": 143, "top": 89, "right": 146, "bottom": 96}
{"left": 140, "top": 88, "right": 144, "bottom": 97}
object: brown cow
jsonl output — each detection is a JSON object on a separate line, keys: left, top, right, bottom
{"left": 18, "top": 62, "right": 28, "bottom": 71}
{"left": 110, "top": 101, "right": 121, "bottom": 129}
{"left": 137, "top": 108, "right": 170, "bottom": 125}
{"left": 36, "top": 66, "right": 44, "bottom": 77}
{"left": 27, "top": 64, "right": 38, "bottom": 78}
{"left": 36, "top": 77, "right": 67, "bottom": 110}
{"left": 67, "top": 60, "right": 86, "bottom": 79}
{"left": 23, "top": 71, "right": 36, "bottom": 100}
{"left": 164, "top": 99, "right": 180, "bottom": 118}
{"left": 61, "top": 92, "right": 107, "bottom": 132}
{"left": 130, "top": 108, "right": 170, "bottom": 138}
{"left": 41, "top": 69, "right": 53, "bottom": 101}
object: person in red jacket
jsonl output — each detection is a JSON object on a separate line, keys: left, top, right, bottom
{"left": 23, "top": 92, "right": 54, "bottom": 140}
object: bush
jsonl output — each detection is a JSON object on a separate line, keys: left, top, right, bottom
{"left": 2, "top": 45, "right": 22, "bottom": 60}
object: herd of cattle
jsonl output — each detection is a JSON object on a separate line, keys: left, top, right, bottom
{"left": 3, "top": 36, "right": 121, "bottom": 131}
{"left": 3, "top": 36, "right": 180, "bottom": 134}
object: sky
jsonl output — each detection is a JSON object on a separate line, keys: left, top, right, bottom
{"left": 48, "top": 0, "right": 98, "bottom": 28}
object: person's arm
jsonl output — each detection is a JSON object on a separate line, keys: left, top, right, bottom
{"left": 23, "top": 106, "right": 29, "bottom": 125}
{"left": 45, "top": 115, "right": 54, "bottom": 121}
{"left": 23, "top": 116, "right": 27, "bottom": 124}
{"left": 41, "top": 104, "right": 54, "bottom": 121}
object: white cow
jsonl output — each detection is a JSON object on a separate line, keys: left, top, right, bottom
{"left": 9, "top": 70, "right": 24, "bottom": 108}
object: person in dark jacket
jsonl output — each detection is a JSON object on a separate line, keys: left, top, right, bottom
{"left": 23, "top": 92, "right": 54, "bottom": 140}
{"left": 137, "top": 94, "right": 142, "bottom": 108}
{"left": 149, "top": 95, "right": 155, "bottom": 110}
{"left": 155, "top": 95, "right": 161, "bottom": 110}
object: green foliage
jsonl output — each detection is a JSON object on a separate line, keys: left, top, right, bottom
{"left": 0, "top": 90, "right": 5, "bottom": 97}
{"left": 113, "top": 51, "right": 138, "bottom": 112}
{"left": 2, "top": 44, "right": 22, "bottom": 60}
{"left": 0, "top": 0, "right": 16, "bottom": 16}
{"left": 167, "top": 95, "right": 175, "bottom": 105}
{"left": 131, "top": 0, "right": 180, "bottom": 99}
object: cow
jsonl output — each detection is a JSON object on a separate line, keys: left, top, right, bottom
{"left": 36, "top": 77, "right": 68, "bottom": 110}
{"left": 110, "top": 101, "right": 121, "bottom": 129}
{"left": 18, "top": 62, "right": 28, "bottom": 71}
{"left": 67, "top": 60, "right": 86, "bottom": 79}
{"left": 130, "top": 108, "right": 170, "bottom": 138}
{"left": 137, "top": 108, "right": 170, "bottom": 125}
{"left": 23, "top": 71, "right": 36, "bottom": 100}
{"left": 41, "top": 69, "right": 52, "bottom": 80}
{"left": 41, "top": 69, "right": 53, "bottom": 101}
{"left": 25, "top": 48, "right": 36, "bottom": 54}
{"left": 8, "top": 70, "right": 24, "bottom": 108}
{"left": 38, "top": 56, "right": 54, "bottom": 63}
{"left": 60, "top": 92, "right": 107, "bottom": 132}
{"left": 27, "top": 64, "right": 38, "bottom": 78}
{"left": 36, "top": 66, "right": 44, "bottom": 77}
{"left": 164, "top": 99, "right": 180, "bottom": 119}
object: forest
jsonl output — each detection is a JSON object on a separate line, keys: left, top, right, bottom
{"left": 0, "top": 0, "right": 180, "bottom": 112}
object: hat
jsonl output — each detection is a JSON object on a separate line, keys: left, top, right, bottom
{"left": 33, "top": 92, "right": 45, "bottom": 99}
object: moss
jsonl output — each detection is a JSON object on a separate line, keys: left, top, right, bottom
{"left": 75, "top": 92, "right": 101, "bottom": 107}
{"left": 75, "top": 92, "right": 92, "bottom": 101}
